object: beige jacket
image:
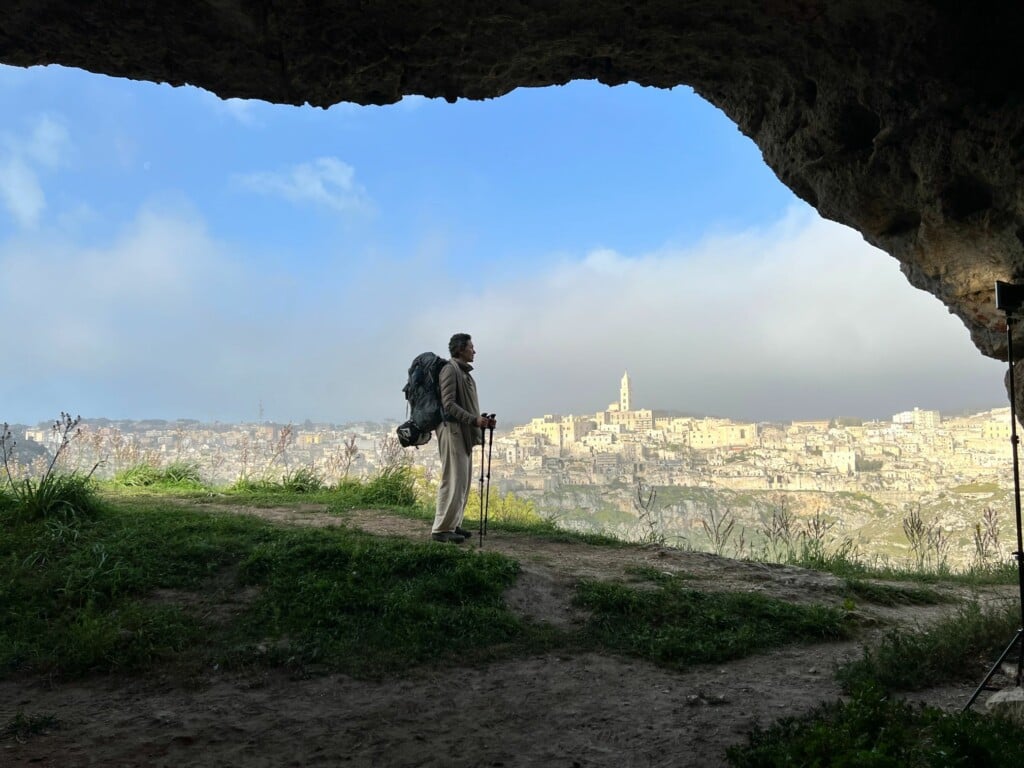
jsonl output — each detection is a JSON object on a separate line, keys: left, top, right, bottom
{"left": 438, "top": 359, "right": 483, "bottom": 453}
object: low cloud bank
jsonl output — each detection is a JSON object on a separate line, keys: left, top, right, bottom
{"left": 0, "top": 205, "right": 1006, "bottom": 425}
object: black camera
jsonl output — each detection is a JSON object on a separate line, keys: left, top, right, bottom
{"left": 995, "top": 280, "right": 1024, "bottom": 313}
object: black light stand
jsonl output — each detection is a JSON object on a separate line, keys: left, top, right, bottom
{"left": 964, "top": 281, "right": 1024, "bottom": 710}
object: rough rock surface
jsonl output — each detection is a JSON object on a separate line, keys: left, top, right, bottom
{"left": 987, "top": 686, "right": 1024, "bottom": 725}
{"left": 3, "top": 1, "right": 1024, "bottom": 383}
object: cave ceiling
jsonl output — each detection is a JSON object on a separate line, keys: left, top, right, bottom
{"left": 3, "top": 1, "right": 1024, "bottom": 370}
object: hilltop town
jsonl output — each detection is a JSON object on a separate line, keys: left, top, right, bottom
{"left": 8, "top": 374, "right": 1014, "bottom": 565}
{"left": 486, "top": 372, "right": 1011, "bottom": 497}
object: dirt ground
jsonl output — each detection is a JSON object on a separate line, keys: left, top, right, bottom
{"left": 2, "top": 503, "right": 1017, "bottom": 768}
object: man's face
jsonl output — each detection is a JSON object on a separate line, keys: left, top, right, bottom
{"left": 460, "top": 340, "right": 476, "bottom": 362}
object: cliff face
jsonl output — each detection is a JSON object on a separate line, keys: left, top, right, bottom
{"left": 4, "top": 1, "right": 1023, "bottom": 389}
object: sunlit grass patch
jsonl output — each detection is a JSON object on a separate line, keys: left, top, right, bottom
{"left": 836, "top": 601, "right": 1020, "bottom": 694}
{"left": 379, "top": 499, "right": 627, "bottom": 547}
{"left": 1, "top": 494, "right": 557, "bottom": 680}
{"left": 0, "top": 499, "right": 273, "bottom": 677}
{"left": 228, "top": 527, "right": 554, "bottom": 675}
{"left": 112, "top": 461, "right": 204, "bottom": 489}
{"left": 332, "top": 466, "right": 417, "bottom": 508}
{"left": 1, "top": 472, "right": 102, "bottom": 524}
{"left": 575, "top": 578, "right": 849, "bottom": 669}
{"left": 841, "top": 578, "right": 949, "bottom": 607}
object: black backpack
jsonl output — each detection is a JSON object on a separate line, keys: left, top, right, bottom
{"left": 396, "top": 352, "right": 450, "bottom": 447}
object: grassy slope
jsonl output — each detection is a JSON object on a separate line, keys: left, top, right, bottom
{"left": 4, "top": 481, "right": 1024, "bottom": 764}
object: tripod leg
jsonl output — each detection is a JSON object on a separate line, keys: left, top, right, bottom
{"left": 964, "top": 629, "right": 1022, "bottom": 711}
{"left": 966, "top": 292, "right": 1024, "bottom": 710}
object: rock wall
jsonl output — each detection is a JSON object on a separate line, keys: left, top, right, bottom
{"left": 3, "top": 1, "right": 1024, "bottom": 380}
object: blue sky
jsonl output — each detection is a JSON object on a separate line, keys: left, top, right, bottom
{"left": 0, "top": 63, "right": 1006, "bottom": 426}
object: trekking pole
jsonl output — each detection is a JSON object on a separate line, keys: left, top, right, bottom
{"left": 484, "top": 416, "right": 495, "bottom": 537}
{"left": 478, "top": 421, "right": 486, "bottom": 548}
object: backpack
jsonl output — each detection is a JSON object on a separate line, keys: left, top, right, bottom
{"left": 396, "top": 352, "right": 450, "bottom": 447}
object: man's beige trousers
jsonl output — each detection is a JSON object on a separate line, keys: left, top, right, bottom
{"left": 432, "top": 424, "right": 473, "bottom": 534}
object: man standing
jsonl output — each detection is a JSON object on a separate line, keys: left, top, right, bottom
{"left": 432, "top": 333, "right": 496, "bottom": 544}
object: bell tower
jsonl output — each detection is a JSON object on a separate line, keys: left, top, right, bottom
{"left": 620, "top": 371, "right": 632, "bottom": 412}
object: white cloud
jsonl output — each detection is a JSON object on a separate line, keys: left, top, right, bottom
{"left": 235, "top": 157, "right": 372, "bottom": 215}
{"left": 0, "top": 114, "right": 70, "bottom": 227}
{"left": 0, "top": 203, "right": 384, "bottom": 422}
{"left": 24, "top": 115, "right": 69, "bottom": 167}
{"left": 0, "top": 204, "right": 1007, "bottom": 426}
{"left": 199, "top": 89, "right": 262, "bottom": 126}
{"left": 0, "top": 156, "right": 46, "bottom": 227}
{"left": 0, "top": 204, "right": 228, "bottom": 369}
{"left": 409, "top": 207, "right": 1006, "bottom": 423}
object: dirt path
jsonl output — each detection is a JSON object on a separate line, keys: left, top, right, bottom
{"left": 2, "top": 504, "right": 1014, "bottom": 768}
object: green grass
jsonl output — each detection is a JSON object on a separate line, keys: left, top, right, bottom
{"left": 1, "top": 472, "right": 102, "bottom": 523}
{"left": 0, "top": 498, "right": 269, "bottom": 677}
{"left": 842, "top": 579, "right": 948, "bottom": 607}
{"left": 279, "top": 467, "right": 325, "bottom": 493}
{"left": 0, "top": 492, "right": 555, "bottom": 679}
{"left": 112, "top": 461, "right": 204, "bottom": 489}
{"left": 836, "top": 601, "right": 1021, "bottom": 694}
{"left": 574, "top": 576, "right": 850, "bottom": 670}
{"left": 332, "top": 467, "right": 417, "bottom": 508}
{"left": 726, "top": 683, "right": 1024, "bottom": 767}
{"left": 382, "top": 500, "right": 627, "bottom": 547}
{"left": 228, "top": 467, "right": 328, "bottom": 496}
{"left": 781, "top": 538, "right": 1019, "bottom": 587}
{"left": 228, "top": 528, "right": 554, "bottom": 675}
{"left": 10, "top": 477, "right": 1023, "bottom": 766}
{"left": 951, "top": 482, "right": 1001, "bottom": 494}
{"left": 112, "top": 463, "right": 164, "bottom": 487}
{"left": 207, "top": 466, "right": 419, "bottom": 507}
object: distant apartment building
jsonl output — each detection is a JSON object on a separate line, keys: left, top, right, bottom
{"left": 688, "top": 419, "right": 757, "bottom": 450}
{"left": 982, "top": 417, "right": 1012, "bottom": 442}
{"left": 24, "top": 428, "right": 48, "bottom": 444}
{"left": 892, "top": 407, "right": 941, "bottom": 429}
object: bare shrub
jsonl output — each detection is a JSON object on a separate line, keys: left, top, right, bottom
{"left": 902, "top": 503, "right": 950, "bottom": 572}
{"left": 323, "top": 434, "right": 359, "bottom": 484}
{"left": 973, "top": 505, "right": 1001, "bottom": 565}
{"left": 701, "top": 503, "right": 738, "bottom": 557}
{"left": 633, "top": 480, "right": 665, "bottom": 545}
{"left": 902, "top": 503, "right": 930, "bottom": 570}
{"left": 759, "top": 497, "right": 797, "bottom": 561}
{"left": 375, "top": 433, "right": 411, "bottom": 473}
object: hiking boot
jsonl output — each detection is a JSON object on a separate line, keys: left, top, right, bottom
{"left": 455, "top": 526, "right": 475, "bottom": 538}
{"left": 431, "top": 531, "right": 465, "bottom": 544}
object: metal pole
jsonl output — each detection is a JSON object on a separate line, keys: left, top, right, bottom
{"left": 964, "top": 304, "right": 1024, "bottom": 710}
{"left": 1007, "top": 313, "right": 1024, "bottom": 685}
